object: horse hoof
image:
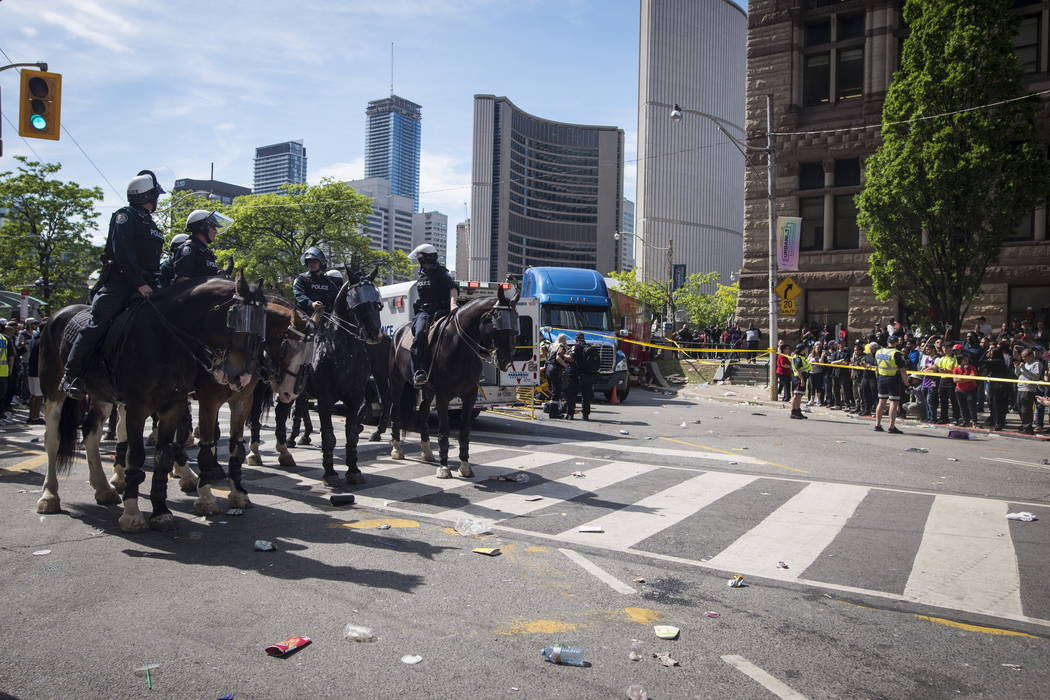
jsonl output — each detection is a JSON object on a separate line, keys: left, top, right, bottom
{"left": 278, "top": 453, "right": 297, "bottom": 468}
{"left": 150, "top": 513, "right": 177, "bottom": 531}
{"left": 193, "top": 499, "right": 221, "bottom": 516}
{"left": 421, "top": 444, "right": 435, "bottom": 462}
{"left": 178, "top": 478, "right": 197, "bottom": 494}
{"left": 36, "top": 495, "right": 61, "bottom": 514}
{"left": 94, "top": 488, "right": 121, "bottom": 506}
{"left": 286, "top": 439, "right": 296, "bottom": 448}
{"left": 346, "top": 471, "right": 366, "bottom": 486}
{"left": 323, "top": 473, "right": 342, "bottom": 488}
{"left": 390, "top": 449, "right": 405, "bottom": 460}
{"left": 299, "top": 436, "right": 312, "bottom": 446}
{"left": 458, "top": 461, "right": 474, "bottom": 478}
{"left": 247, "top": 454, "right": 263, "bottom": 466}
{"left": 369, "top": 431, "right": 383, "bottom": 442}
{"left": 436, "top": 466, "right": 452, "bottom": 479}
{"left": 109, "top": 479, "right": 126, "bottom": 494}
{"left": 228, "top": 491, "right": 251, "bottom": 508}
{"left": 118, "top": 512, "right": 149, "bottom": 533}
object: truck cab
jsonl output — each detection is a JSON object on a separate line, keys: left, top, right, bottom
{"left": 521, "top": 267, "right": 630, "bottom": 401}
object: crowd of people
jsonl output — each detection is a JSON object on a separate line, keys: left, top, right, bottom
{"left": 0, "top": 317, "right": 44, "bottom": 426}
{"left": 775, "top": 317, "right": 1050, "bottom": 434}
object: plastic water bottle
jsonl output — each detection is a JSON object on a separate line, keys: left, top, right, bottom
{"left": 541, "top": 645, "right": 586, "bottom": 666}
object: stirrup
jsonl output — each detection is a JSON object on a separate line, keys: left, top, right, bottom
{"left": 413, "top": 370, "right": 427, "bottom": 388}
{"left": 60, "top": 375, "right": 86, "bottom": 399}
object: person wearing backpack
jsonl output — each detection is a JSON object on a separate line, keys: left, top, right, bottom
{"left": 564, "top": 332, "right": 597, "bottom": 421}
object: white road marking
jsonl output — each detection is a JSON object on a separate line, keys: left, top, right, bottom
{"left": 722, "top": 655, "right": 809, "bottom": 699}
{"left": 705, "top": 482, "right": 869, "bottom": 581}
{"left": 352, "top": 450, "right": 569, "bottom": 496}
{"left": 558, "top": 548, "right": 635, "bottom": 595}
{"left": 904, "top": 495, "right": 1023, "bottom": 617}
{"left": 558, "top": 471, "right": 757, "bottom": 550}
{"left": 982, "top": 457, "right": 1050, "bottom": 472}
{"left": 468, "top": 430, "right": 764, "bottom": 464}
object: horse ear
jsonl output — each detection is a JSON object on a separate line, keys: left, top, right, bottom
{"left": 254, "top": 278, "right": 265, "bottom": 295}
{"left": 236, "top": 270, "right": 250, "bottom": 297}
{"left": 224, "top": 257, "right": 235, "bottom": 276}
{"left": 370, "top": 266, "right": 379, "bottom": 283}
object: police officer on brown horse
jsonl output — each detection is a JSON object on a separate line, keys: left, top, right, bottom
{"left": 174, "top": 210, "right": 233, "bottom": 281}
{"left": 408, "top": 243, "right": 458, "bottom": 388}
{"left": 61, "top": 170, "right": 165, "bottom": 399}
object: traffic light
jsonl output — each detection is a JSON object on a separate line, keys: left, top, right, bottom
{"left": 18, "top": 69, "right": 62, "bottom": 140}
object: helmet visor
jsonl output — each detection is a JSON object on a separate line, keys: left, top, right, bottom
{"left": 208, "top": 212, "right": 234, "bottom": 230}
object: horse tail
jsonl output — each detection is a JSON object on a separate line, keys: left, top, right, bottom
{"left": 56, "top": 396, "right": 82, "bottom": 476}
{"left": 254, "top": 381, "right": 273, "bottom": 423}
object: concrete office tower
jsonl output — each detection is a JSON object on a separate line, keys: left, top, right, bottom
{"left": 253, "top": 140, "right": 307, "bottom": 195}
{"left": 621, "top": 197, "right": 636, "bottom": 272}
{"left": 365, "top": 96, "right": 422, "bottom": 212}
{"left": 172, "top": 178, "right": 251, "bottom": 205}
{"left": 454, "top": 219, "right": 470, "bottom": 277}
{"left": 413, "top": 211, "right": 448, "bottom": 266}
{"left": 635, "top": 0, "right": 746, "bottom": 285}
{"left": 470, "top": 94, "right": 624, "bottom": 281}
{"left": 345, "top": 177, "right": 416, "bottom": 255}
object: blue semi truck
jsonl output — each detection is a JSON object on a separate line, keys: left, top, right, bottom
{"left": 521, "top": 266, "right": 630, "bottom": 401}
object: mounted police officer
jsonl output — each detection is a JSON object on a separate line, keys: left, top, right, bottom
{"left": 61, "top": 170, "right": 166, "bottom": 398}
{"left": 174, "top": 210, "right": 233, "bottom": 281}
{"left": 408, "top": 243, "right": 458, "bottom": 388}
{"left": 157, "top": 234, "right": 189, "bottom": 288}
{"left": 292, "top": 247, "right": 341, "bottom": 316}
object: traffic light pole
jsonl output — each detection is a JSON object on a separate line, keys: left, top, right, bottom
{"left": 0, "top": 62, "right": 48, "bottom": 157}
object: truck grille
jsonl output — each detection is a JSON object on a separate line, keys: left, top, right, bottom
{"left": 599, "top": 343, "right": 615, "bottom": 373}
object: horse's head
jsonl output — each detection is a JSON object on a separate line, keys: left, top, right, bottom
{"left": 210, "top": 272, "right": 269, "bottom": 391}
{"left": 338, "top": 266, "right": 384, "bottom": 345}
{"left": 263, "top": 299, "right": 317, "bottom": 404}
{"left": 482, "top": 283, "right": 521, "bottom": 371}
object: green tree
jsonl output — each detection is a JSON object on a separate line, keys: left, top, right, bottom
{"left": 608, "top": 269, "right": 672, "bottom": 319}
{"left": 216, "top": 181, "right": 411, "bottom": 291}
{"left": 857, "top": 0, "right": 1050, "bottom": 334}
{"left": 608, "top": 269, "right": 739, "bottom": 329}
{"left": 0, "top": 157, "right": 103, "bottom": 310}
{"left": 155, "top": 190, "right": 226, "bottom": 246}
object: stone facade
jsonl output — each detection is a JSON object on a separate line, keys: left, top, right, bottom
{"left": 737, "top": 0, "right": 1050, "bottom": 342}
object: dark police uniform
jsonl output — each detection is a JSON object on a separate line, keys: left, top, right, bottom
{"left": 157, "top": 256, "right": 176, "bottom": 288}
{"left": 292, "top": 271, "right": 341, "bottom": 315}
{"left": 173, "top": 237, "right": 221, "bottom": 279}
{"left": 411, "top": 265, "right": 459, "bottom": 373}
{"left": 64, "top": 205, "right": 164, "bottom": 378}
{"left": 563, "top": 339, "right": 595, "bottom": 420}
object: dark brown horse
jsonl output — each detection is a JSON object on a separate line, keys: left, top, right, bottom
{"left": 388, "top": 286, "right": 519, "bottom": 478}
{"left": 37, "top": 274, "right": 269, "bottom": 532}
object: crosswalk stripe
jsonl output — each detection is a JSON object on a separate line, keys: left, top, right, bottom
{"left": 904, "top": 496, "right": 1023, "bottom": 617}
{"left": 705, "top": 482, "right": 869, "bottom": 581}
{"left": 440, "top": 460, "right": 658, "bottom": 521}
{"left": 558, "top": 471, "right": 758, "bottom": 550}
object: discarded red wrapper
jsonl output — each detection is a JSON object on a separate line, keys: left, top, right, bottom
{"left": 704, "top": 611, "right": 721, "bottom": 618}
{"left": 265, "top": 635, "right": 312, "bottom": 657}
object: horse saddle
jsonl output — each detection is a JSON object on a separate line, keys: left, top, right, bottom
{"left": 61, "top": 304, "right": 140, "bottom": 369}
{"left": 400, "top": 311, "right": 454, "bottom": 353}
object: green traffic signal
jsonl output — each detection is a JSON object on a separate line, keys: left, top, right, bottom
{"left": 30, "top": 114, "right": 47, "bottom": 130}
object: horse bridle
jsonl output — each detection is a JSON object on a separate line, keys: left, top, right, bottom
{"left": 267, "top": 322, "right": 317, "bottom": 396}
{"left": 322, "top": 281, "right": 383, "bottom": 343}
{"left": 451, "top": 303, "right": 518, "bottom": 360}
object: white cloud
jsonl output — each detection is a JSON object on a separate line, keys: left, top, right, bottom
{"left": 20, "top": 27, "right": 38, "bottom": 38}
{"left": 419, "top": 151, "right": 470, "bottom": 217}
{"left": 38, "top": 9, "right": 131, "bottom": 53}
{"left": 311, "top": 158, "right": 366, "bottom": 184}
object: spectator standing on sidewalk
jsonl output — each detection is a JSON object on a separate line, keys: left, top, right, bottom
{"left": 745, "top": 325, "right": 761, "bottom": 362}
{"left": 935, "top": 345, "right": 960, "bottom": 424}
{"left": 806, "top": 342, "right": 827, "bottom": 406}
{"left": 25, "top": 323, "right": 43, "bottom": 425}
{"left": 918, "top": 340, "right": 939, "bottom": 422}
{"left": 1016, "top": 348, "right": 1042, "bottom": 434}
{"left": 789, "top": 343, "right": 811, "bottom": 420}
{"left": 859, "top": 342, "right": 879, "bottom": 416}
{"left": 775, "top": 342, "right": 792, "bottom": 401}
{"left": 981, "top": 341, "right": 1014, "bottom": 431}
{"left": 0, "top": 325, "right": 10, "bottom": 423}
{"left": 874, "top": 335, "right": 908, "bottom": 434}
{"left": 952, "top": 353, "right": 979, "bottom": 427}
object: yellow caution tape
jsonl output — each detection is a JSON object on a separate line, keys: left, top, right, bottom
{"left": 548, "top": 328, "right": 771, "bottom": 354}
{"left": 774, "top": 353, "right": 1050, "bottom": 387}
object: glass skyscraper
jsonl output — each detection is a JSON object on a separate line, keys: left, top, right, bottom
{"left": 365, "top": 96, "right": 422, "bottom": 212}
{"left": 253, "top": 140, "right": 307, "bottom": 195}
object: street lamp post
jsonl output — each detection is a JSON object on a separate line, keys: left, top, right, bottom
{"left": 670, "top": 95, "right": 778, "bottom": 400}
{"left": 616, "top": 230, "right": 674, "bottom": 321}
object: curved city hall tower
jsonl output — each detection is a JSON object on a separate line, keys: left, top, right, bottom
{"left": 635, "top": 0, "right": 746, "bottom": 286}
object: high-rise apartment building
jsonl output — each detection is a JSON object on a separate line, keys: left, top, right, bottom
{"left": 469, "top": 95, "right": 624, "bottom": 281}
{"left": 413, "top": 211, "right": 448, "bottom": 267}
{"left": 173, "top": 178, "right": 251, "bottom": 205}
{"left": 635, "top": 0, "right": 746, "bottom": 285}
{"left": 736, "top": 0, "right": 1050, "bottom": 337}
{"left": 454, "top": 219, "right": 470, "bottom": 277}
{"left": 345, "top": 177, "right": 416, "bottom": 256}
{"left": 365, "top": 96, "right": 422, "bottom": 212}
{"left": 620, "top": 197, "right": 636, "bottom": 272}
{"left": 253, "top": 140, "right": 307, "bottom": 195}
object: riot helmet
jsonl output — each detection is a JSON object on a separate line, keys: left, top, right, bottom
{"left": 169, "top": 233, "right": 190, "bottom": 255}
{"left": 408, "top": 243, "right": 439, "bottom": 265}
{"left": 325, "top": 269, "right": 343, "bottom": 281}
{"left": 185, "top": 210, "right": 233, "bottom": 241}
{"left": 300, "top": 247, "right": 328, "bottom": 269}
{"left": 127, "top": 169, "right": 165, "bottom": 206}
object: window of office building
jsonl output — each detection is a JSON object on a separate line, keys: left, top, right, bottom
{"left": 805, "top": 289, "right": 849, "bottom": 330}
{"left": 834, "top": 195, "right": 860, "bottom": 249}
{"left": 1014, "top": 14, "right": 1041, "bottom": 74}
{"left": 834, "top": 158, "right": 861, "bottom": 187}
{"left": 800, "top": 197, "right": 825, "bottom": 251}
{"left": 803, "top": 12, "right": 865, "bottom": 106}
{"left": 837, "top": 48, "right": 864, "bottom": 100}
{"left": 804, "top": 54, "right": 832, "bottom": 106}
{"left": 799, "top": 161, "right": 825, "bottom": 190}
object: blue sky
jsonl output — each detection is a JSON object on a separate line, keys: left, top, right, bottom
{"left": 1, "top": 0, "right": 744, "bottom": 261}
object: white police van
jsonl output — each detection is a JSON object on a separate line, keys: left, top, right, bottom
{"left": 378, "top": 279, "right": 540, "bottom": 411}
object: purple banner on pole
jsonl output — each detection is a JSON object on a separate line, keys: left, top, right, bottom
{"left": 777, "top": 216, "right": 802, "bottom": 272}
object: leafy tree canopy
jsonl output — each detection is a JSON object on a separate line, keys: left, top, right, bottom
{"left": 608, "top": 269, "right": 739, "bottom": 329}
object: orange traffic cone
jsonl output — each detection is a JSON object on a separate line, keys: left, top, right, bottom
{"left": 609, "top": 385, "right": 620, "bottom": 404}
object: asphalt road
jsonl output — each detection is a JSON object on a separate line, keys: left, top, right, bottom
{"left": 1, "top": 386, "right": 1048, "bottom": 699}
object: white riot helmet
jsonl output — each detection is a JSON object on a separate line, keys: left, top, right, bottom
{"left": 127, "top": 169, "right": 165, "bottom": 205}
{"left": 409, "top": 243, "right": 439, "bottom": 264}
{"left": 325, "top": 269, "right": 343, "bottom": 281}
{"left": 185, "top": 210, "right": 233, "bottom": 237}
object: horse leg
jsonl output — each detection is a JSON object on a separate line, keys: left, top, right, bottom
{"left": 172, "top": 400, "right": 198, "bottom": 493}
{"left": 457, "top": 392, "right": 477, "bottom": 478}
{"left": 226, "top": 390, "right": 253, "bottom": 508}
{"left": 344, "top": 396, "right": 365, "bottom": 486}
{"left": 193, "top": 394, "right": 225, "bottom": 516}
{"left": 318, "top": 399, "right": 340, "bottom": 488}
{"left": 247, "top": 384, "right": 265, "bottom": 466}
{"left": 389, "top": 378, "right": 405, "bottom": 460}
{"left": 84, "top": 400, "right": 120, "bottom": 506}
{"left": 418, "top": 390, "right": 435, "bottom": 463}
{"left": 148, "top": 405, "right": 181, "bottom": 531}
{"left": 435, "top": 395, "right": 452, "bottom": 472}
{"left": 274, "top": 399, "right": 296, "bottom": 467}
{"left": 117, "top": 406, "right": 150, "bottom": 533}
{"left": 36, "top": 398, "right": 67, "bottom": 514}
{"left": 110, "top": 404, "right": 128, "bottom": 493}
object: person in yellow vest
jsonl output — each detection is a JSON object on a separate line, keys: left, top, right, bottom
{"left": 789, "top": 343, "right": 812, "bottom": 420}
{"left": 0, "top": 325, "right": 10, "bottom": 424}
{"left": 874, "top": 334, "right": 909, "bottom": 434}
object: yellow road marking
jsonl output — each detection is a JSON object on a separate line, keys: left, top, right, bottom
{"left": 624, "top": 607, "right": 663, "bottom": 625}
{"left": 497, "top": 619, "right": 578, "bottom": 635}
{"left": 0, "top": 454, "right": 49, "bottom": 474}
{"left": 525, "top": 545, "right": 548, "bottom": 553}
{"left": 659, "top": 437, "right": 809, "bottom": 474}
{"left": 328, "top": 518, "right": 420, "bottom": 529}
{"left": 913, "top": 614, "right": 1039, "bottom": 639}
